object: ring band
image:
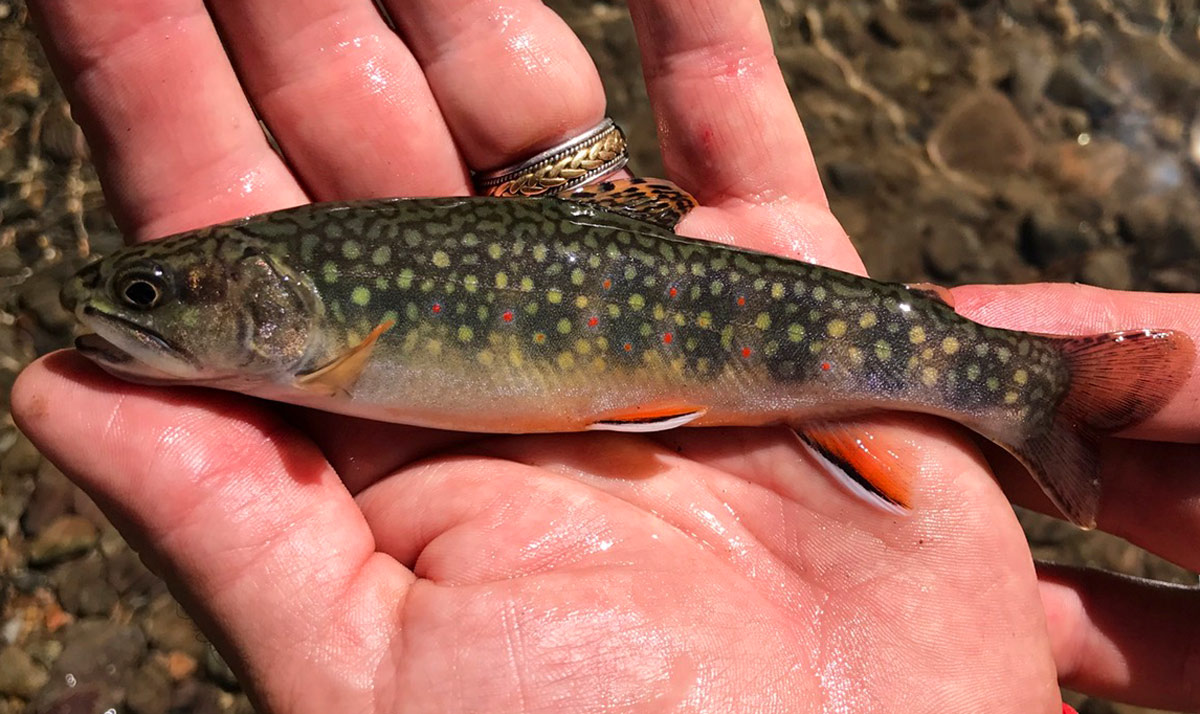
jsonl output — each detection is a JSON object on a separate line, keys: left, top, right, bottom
{"left": 474, "top": 119, "right": 629, "bottom": 198}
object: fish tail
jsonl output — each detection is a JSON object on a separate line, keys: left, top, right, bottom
{"left": 1009, "top": 329, "right": 1194, "bottom": 529}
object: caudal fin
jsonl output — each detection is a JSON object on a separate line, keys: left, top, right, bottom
{"left": 1011, "top": 329, "right": 1194, "bottom": 529}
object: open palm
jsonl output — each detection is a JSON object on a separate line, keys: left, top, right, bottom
{"left": 14, "top": 1, "right": 1200, "bottom": 712}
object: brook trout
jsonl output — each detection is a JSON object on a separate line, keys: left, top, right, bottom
{"left": 61, "top": 179, "right": 1193, "bottom": 527}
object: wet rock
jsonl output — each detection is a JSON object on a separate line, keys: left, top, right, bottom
{"left": 928, "top": 90, "right": 1036, "bottom": 176}
{"left": 171, "top": 680, "right": 227, "bottom": 714}
{"left": 1018, "top": 206, "right": 1100, "bottom": 268}
{"left": 1, "top": 433, "right": 42, "bottom": 476}
{"left": 1079, "top": 249, "right": 1134, "bottom": 291}
{"left": 125, "top": 660, "right": 171, "bottom": 714}
{"left": 31, "top": 684, "right": 103, "bottom": 714}
{"left": 103, "top": 548, "right": 163, "bottom": 606}
{"left": 868, "top": 7, "right": 913, "bottom": 47}
{"left": 17, "top": 268, "right": 75, "bottom": 335}
{"left": 163, "top": 650, "right": 198, "bottom": 681}
{"left": 923, "top": 221, "right": 979, "bottom": 280}
{"left": 204, "top": 644, "right": 240, "bottom": 691}
{"left": 27, "top": 515, "right": 97, "bottom": 566}
{"left": 32, "top": 620, "right": 145, "bottom": 712}
{"left": 1152, "top": 266, "right": 1200, "bottom": 292}
{"left": 1044, "top": 57, "right": 1120, "bottom": 124}
{"left": 53, "top": 553, "right": 117, "bottom": 617}
{"left": 21, "top": 461, "right": 75, "bottom": 537}
{"left": 37, "top": 104, "right": 82, "bottom": 163}
{"left": 0, "top": 644, "right": 49, "bottom": 697}
{"left": 142, "top": 595, "right": 206, "bottom": 661}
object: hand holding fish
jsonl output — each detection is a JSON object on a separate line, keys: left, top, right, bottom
{"left": 14, "top": 0, "right": 1200, "bottom": 712}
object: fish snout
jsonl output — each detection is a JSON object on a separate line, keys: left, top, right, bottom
{"left": 61, "top": 261, "right": 102, "bottom": 314}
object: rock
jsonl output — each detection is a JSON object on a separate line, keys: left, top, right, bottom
{"left": 142, "top": 595, "right": 206, "bottom": 661}
{"left": 1018, "top": 207, "right": 1100, "bottom": 268}
{"left": 923, "top": 221, "right": 979, "bottom": 279}
{"left": 824, "top": 160, "right": 875, "bottom": 196}
{"left": 28, "top": 515, "right": 97, "bottom": 566}
{"left": 37, "top": 104, "right": 82, "bottom": 163}
{"left": 103, "top": 548, "right": 163, "bottom": 606}
{"left": 868, "top": 7, "right": 913, "bottom": 47}
{"left": 31, "top": 684, "right": 103, "bottom": 714}
{"left": 1152, "top": 266, "right": 1200, "bottom": 292}
{"left": 1079, "top": 249, "right": 1134, "bottom": 291}
{"left": 32, "top": 620, "right": 146, "bottom": 712}
{"left": 927, "top": 90, "right": 1036, "bottom": 176}
{"left": 21, "top": 461, "right": 75, "bottom": 538}
{"left": 1, "top": 433, "right": 42, "bottom": 476}
{"left": 53, "top": 553, "right": 118, "bottom": 616}
{"left": 1044, "top": 57, "right": 1120, "bottom": 124}
{"left": 0, "top": 644, "right": 49, "bottom": 698}
{"left": 125, "top": 660, "right": 172, "bottom": 714}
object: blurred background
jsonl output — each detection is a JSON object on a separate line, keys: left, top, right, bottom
{"left": 0, "top": 0, "right": 1197, "bottom": 711}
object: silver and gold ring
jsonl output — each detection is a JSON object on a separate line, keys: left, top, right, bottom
{"left": 473, "top": 118, "right": 629, "bottom": 198}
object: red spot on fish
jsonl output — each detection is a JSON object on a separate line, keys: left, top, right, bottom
{"left": 668, "top": 286, "right": 678, "bottom": 298}
{"left": 623, "top": 342, "right": 633, "bottom": 352}
{"left": 737, "top": 296, "right": 746, "bottom": 306}
{"left": 741, "top": 347, "right": 752, "bottom": 358}
{"left": 502, "top": 311, "right": 514, "bottom": 323}
{"left": 534, "top": 333, "right": 546, "bottom": 344}
{"left": 603, "top": 279, "right": 612, "bottom": 290}
{"left": 663, "top": 333, "right": 673, "bottom": 344}
{"left": 431, "top": 304, "right": 442, "bottom": 314}
{"left": 821, "top": 362, "right": 832, "bottom": 371}
{"left": 587, "top": 316, "right": 599, "bottom": 327}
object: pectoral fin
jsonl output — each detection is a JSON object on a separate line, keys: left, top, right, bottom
{"left": 588, "top": 405, "right": 707, "bottom": 433}
{"left": 295, "top": 320, "right": 394, "bottom": 398}
{"left": 567, "top": 178, "right": 698, "bottom": 230}
{"left": 794, "top": 422, "right": 915, "bottom": 516}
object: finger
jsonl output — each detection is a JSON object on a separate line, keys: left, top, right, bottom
{"left": 627, "top": 0, "right": 824, "bottom": 207}
{"left": 204, "top": 0, "right": 469, "bottom": 199}
{"left": 950, "top": 283, "right": 1200, "bottom": 441}
{"left": 385, "top": 0, "right": 606, "bottom": 172}
{"left": 1037, "top": 564, "right": 1200, "bottom": 711}
{"left": 28, "top": 0, "right": 307, "bottom": 239}
{"left": 11, "top": 353, "right": 414, "bottom": 712}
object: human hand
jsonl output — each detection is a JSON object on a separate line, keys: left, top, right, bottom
{"left": 13, "top": 1, "right": 1200, "bottom": 712}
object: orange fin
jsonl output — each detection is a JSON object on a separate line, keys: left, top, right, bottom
{"left": 588, "top": 405, "right": 707, "bottom": 433}
{"left": 905, "top": 282, "right": 956, "bottom": 308}
{"left": 1000, "top": 328, "right": 1194, "bottom": 529}
{"left": 295, "top": 320, "right": 394, "bottom": 398}
{"left": 566, "top": 178, "right": 698, "bottom": 230}
{"left": 794, "top": 422, "right": 915, "bottom": 516}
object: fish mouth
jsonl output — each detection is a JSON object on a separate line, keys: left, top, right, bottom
{"left": 73, "top": 305, "right": 195, "bottom": 381}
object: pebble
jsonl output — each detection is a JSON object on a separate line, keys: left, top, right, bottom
{"left": 1044, "top": 57, "right": 1120, "bottom": 124}
{"left": 27, "top": 515, "right": 97, "bottom": 566}
{"left": 927, "top": 90, "right": 1035, "bottom": 176}
{"left": 126, "top": 660, "right": 172, "bottom": 714}
{"left": 0, "top": 644, "right": 49, "bottom": 698}
{"left": 164, "top": 650, "right": 199, "bottom": 680}
{"left": 143, "top": 594, "right": 207, "bottom": 661}
{"left": 53, "top": 553, "right": 118, "bottom": 616}
{"left": 1018, "top": 207, "right": 1100, "bottom": 268}
{"left": 1080, "top": 249, "right": 1134, "bottom": 291}
{"left": 21, "top": 460, "right": 75, "bottom": 537}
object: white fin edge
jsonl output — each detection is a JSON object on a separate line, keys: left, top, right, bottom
{"left": 587, "top": 410, "right": 706, "bottom": 433}
{"left": 794, "top": 433, "right": 911, "bottom": 517}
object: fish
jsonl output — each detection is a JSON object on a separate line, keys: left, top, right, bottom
{"left": 60, "top": 178, "right": 1194, "bottom": 528}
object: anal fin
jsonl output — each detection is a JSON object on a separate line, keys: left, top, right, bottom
{"left": 296, "top": 320, "right": 394, "bottom": 398}
{"left": 588, "top": 405, "right": 707, "bottom": 433}
{"left": 794, "top": 422, "right": 915, "bottom": 516}
{"left": 566, "top": 178, "right": 698, "bottom": 230}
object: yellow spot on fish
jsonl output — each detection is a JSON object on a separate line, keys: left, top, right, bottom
{"left": 533, "top": 244, "right": 548, "bottom": 262}
{"left": 653, "top": 304, "right": 666, "bottom": 320}
{"left": 427, "top": 340, "right": 443, "bottom": 357}
{"left": 557, "top": 318, "right": 572, "bottom": 335}
{"left": 771, "top": 283, "right": 785, "bottom": 299}
{"left": 477, "top": 351, "right": 494, "bottom": 367}
{"left": 571, "top": 268, "right": 585, "bottom": 286}
{"left": 508, "top": 349, "right": 524, "bottom": 368}
{"left": 942, "top": 336, "right": 960, "bottom": 355}
{"left": 698, "top": 312, "right": 713, "bottom": 328}
{"left": 521, "top": 277, "right": 534, "bottom": 292}
{"left": 922, "top": 348, "right": 934, "bottom": 360}
{"left": 788, "top": 324, "right": 806, "bottom": 342}
{"left": 624, "top": 266, "right": 637, "bottom": 280}
{"left": 756, "top": 313, "right": 772, "bottom": 330}
{"left": 557, "top": 352, "right": 575, "bottom": 369}
{"left": 463, "top": 275, "right": 479, "bottom": 293}
{"left": 351, "top": 286, "right": 370, "bottom": 306}
{"left": 420, "top": 279, "right": 434, "bottom": 292}
{"left": 875, "top": 340, "right": 892, "bottom": 361}
{"left": 342, "top": 241, "right": 361, "bottom": 260}
{"left": 574, "top": 339, "right": 592, "bottom": 355}
{"left": 608, "top": 304, "right": 621, "bottom": 318}
{"left": 966, "top": 364, "right": 981, "bottom": 381}
{"left": 997, "top": 347, "right": 1012, "bottom": 363}
{"left": 909, "top": 326, "right": 926, "bottom": 344}
{"left": 691, "top": 264, "right": 706, "bottom": 277}
{"left": 488, "top": 244, "right": 503, "bottom": 260}
{"left": 397, "top": 269, "right": 414, "bottom": 290}
{"left": 1014, "top": 369, "right": 1029, "bottom": 385}
{"left": 371, "top": 246, "right": 391, "bottom": 265}
{"left": 711, "top": 281, "right": 724, "bottom": 296}
{"left": 812, "top": 286, "right": 827, "bottom": 301}
{"left": 547, "top": 289, "right": 563, "bottom": 304}
{"left": 322, "top": 262, "right": 339, "bottom": 284}
{"left": 458, "top": 325, "right": 474, "bottom": 342}
{"left": 575, "top": 295, "right": 589, "bottom": 309}
{"left": 848, "top": 347, "right": 864, "bottom": 365}
{"left": 859, "top": 312, "right": 878, "bottom": 328}
{"left": 629, "top": 294, "right": 646, "bottom": 310}
{"left": 432, "top": 250, "right": 450, "bottom": 268}
{"left": 1005, "top": 391, "right": 1019, "bottom": 404}
{"left": 986, "top": 376, "right": 1000, "bottom": 390}
{"left": 922, "top": 366, "right": 938, "bottom": 386}
{"left": 827, "top": 319, "right": 847, "bottom": 338}
{"left": 495, "top": 272, "right": 508, "bottom": 289}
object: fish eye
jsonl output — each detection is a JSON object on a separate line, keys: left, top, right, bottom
{"left": 116, "top": 269, "right": 170, "bottom": 310}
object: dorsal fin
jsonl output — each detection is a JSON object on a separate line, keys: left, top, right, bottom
{"left": 295, "top": 320, "right": 394, "bottom": 398}
{"left": 565, "top": 178, "right": 698, "bottom": 230}
{"left": 905, "top": 282, "right": 956, "bottom": 308}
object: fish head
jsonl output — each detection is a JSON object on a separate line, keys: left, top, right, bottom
{"left": 63, "top": 231, "right": 321, "bottom": 387}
